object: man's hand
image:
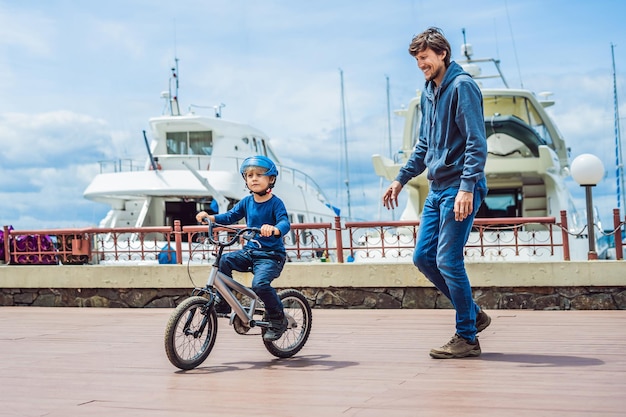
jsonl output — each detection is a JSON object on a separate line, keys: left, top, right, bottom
{"left": 382, "top": 181, "right": 403, "bottom": 210}
{"left": 454, "top": 190, "right": 474, "bottom": 221}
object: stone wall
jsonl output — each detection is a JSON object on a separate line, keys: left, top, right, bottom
{"left": 1, "top": 262, "right": 624, "bottom": 310}
{"left": 1, "top": 286, "right": 624, "bottom": 310}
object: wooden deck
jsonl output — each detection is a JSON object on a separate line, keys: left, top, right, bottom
{"left": 0, "top": 307, "right": 624, "bottom": 416}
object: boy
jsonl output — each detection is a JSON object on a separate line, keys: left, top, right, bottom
{"left": 196, "top": 155, "right": 290, "bottom": 341}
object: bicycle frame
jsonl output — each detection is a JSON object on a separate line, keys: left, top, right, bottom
{"left": 204, "top": 267, "right": 268, "bottom": 328}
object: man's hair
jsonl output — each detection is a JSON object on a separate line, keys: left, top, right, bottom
{"left": 408, "top": 27, "right": 451, "bottom": 67}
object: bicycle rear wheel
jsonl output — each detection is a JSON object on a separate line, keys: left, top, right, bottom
{"left": 263, "top": 289, "right": 312, "bottom": 358}
{"left": 164, "top": 296, "right": 218, "bottom": 370}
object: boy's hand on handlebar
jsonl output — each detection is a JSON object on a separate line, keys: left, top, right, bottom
{"left": 260, "top": 224, "right": 280, "bottom": 237}
{"left": 196, "top": 211, "right": 214, "bottom": 224}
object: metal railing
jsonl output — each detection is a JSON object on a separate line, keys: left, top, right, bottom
{"left": 2, "top": 210, "right": 624, "bottom": 265}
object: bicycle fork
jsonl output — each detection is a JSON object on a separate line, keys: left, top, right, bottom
{"left": 183, "top": 305, "right": 211, "bottom": 338}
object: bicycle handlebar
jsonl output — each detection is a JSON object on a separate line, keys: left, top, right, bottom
{"left": 203, "top": 218, "right": 262, "bottom": 248}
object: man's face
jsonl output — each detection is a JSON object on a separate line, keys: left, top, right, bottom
{"left": 414, "top": 47, "right": 446, "bottom": 85}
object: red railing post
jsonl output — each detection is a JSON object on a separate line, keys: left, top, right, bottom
{"left": 560, "top": 210, "right": 570, "bottom": 261}
{"left": 3, "top": 225, "right": 9, "bottom": 264}
{"left": 174, "top": 220, "right": 183, "bottom": 264}
{"left": 334, "top": 216, "right": 344, "bottom": 263}
{"left": 613, "top": 208, "right": 623, "bottom": 260}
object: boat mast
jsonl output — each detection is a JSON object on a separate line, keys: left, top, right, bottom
{"left": 169, "top": 58, "right": 181, "bottom": 116}
{"left": 611, "top": 43, "right": 626, "bottom": 212}
{"left": 339, "top": 68, "right": 352, "bottom": 219}
{"left": 385, "top": 75, "right": 392, "bottom": 159}
{"left": 385, "top": 74, "right": 395, "bottom": 220}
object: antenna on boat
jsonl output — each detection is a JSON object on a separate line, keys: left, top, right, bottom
{"left": 462, "top": 28, "right": 471, "bottom": 60}
{"left": 459, "top": 28, "right": 509, "bottom": 88}
{"left": 167, "top": 58, "right": 181, "bottom": 116}
{"left": 214, "top": 103, "right": 226, "bottom": 118}
{"left": 611, "top": 43, "right": 626, "bottom": 212}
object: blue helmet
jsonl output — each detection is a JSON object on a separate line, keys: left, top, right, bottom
{"left": 240, "top": 155, "right": 279, "bottom": 178}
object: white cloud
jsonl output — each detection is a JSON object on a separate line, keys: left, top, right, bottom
{"left": 0, "top": 111, "right": 112, "bottom": 169}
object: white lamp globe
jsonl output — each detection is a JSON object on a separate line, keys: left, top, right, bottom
{"left": 570, "top": 154, "right": 605, "bottom": 186}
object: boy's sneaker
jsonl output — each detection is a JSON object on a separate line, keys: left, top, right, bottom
{"left": 213, "top": 298, "right": 231, "bottom": 315}
{"left": 429, "top": 334, "right": 481, "bottom": 359}
{"left": 263, "top": 314, "right": 288, "bottom": 342}
{"left": 476, "top": 309, "right": 491, "bottom": 333}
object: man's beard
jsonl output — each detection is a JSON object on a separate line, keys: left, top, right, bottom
{"left": 426, "top": 66, "right": 442, "bottom": 82}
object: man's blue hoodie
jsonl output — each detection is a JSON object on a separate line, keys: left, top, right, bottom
{"left": 395, "top": 61, "right": 487, "bottom": 193}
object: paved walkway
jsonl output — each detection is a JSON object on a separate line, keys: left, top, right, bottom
{"left": 0, "top": 307, "right": 625, "bottom": 416}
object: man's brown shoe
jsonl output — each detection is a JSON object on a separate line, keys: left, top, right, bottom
{"left": 476, "top": 309, "right": 491, "bottom": 333}
{"left": 429, "top": 334, "right": 481, "bottom": 359}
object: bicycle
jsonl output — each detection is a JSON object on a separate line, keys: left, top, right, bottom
{"left": 164, "top": 220, "right": 313, "bottom": 370}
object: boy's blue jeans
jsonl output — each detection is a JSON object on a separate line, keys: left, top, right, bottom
{"left": 413, "top": 179, "right": 487, "bottom": 342}
{"left": 219, "top": 249, "right": 286, "bottom": 317}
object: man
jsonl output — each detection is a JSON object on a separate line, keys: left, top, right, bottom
{"left": 382, "top": 27, "right": 491, "bottom": 359}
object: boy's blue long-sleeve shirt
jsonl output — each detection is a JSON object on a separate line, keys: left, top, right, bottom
{"left": 214, "top": 194, "right": 290, "bottom": 253}
{"left": 395, "top": 61, "right": 487, "bottom": 193}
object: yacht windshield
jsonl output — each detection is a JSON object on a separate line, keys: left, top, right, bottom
{"left": 166, "top": 131, "right": 213, "bottom": 155}
{"left": 483, "top": 96, "right": 554, "bottom": 147}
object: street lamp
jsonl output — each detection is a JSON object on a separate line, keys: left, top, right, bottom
{"left": 570, "top": 153, "right": 605, "bottom": 260}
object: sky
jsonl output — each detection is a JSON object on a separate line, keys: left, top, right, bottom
{"left": 1, "top": 0, "right": 625, "bottom": 231}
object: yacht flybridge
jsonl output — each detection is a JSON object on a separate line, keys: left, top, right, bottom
{"left": 84, "top": 66, "right": 337, "bottom": 232}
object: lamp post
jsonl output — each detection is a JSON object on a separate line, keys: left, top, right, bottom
{"left": 570, "top": 154, "right": 605, "bottom": 260}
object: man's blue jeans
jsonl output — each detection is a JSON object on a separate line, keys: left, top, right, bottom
{"left": 413, "top": 179, "right": 487, "bottom": 342}
{"left": 219, "top": 249, "right": 286, "bottom": 317}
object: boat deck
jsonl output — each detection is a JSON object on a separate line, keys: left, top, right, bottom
{"left": 0, "top": 307, "right": 625, "bottom": 416}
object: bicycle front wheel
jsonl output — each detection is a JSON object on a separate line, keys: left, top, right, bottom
{"left": 164, "top": 296, "right": 218, "bottom": 370}
{"left": 263, "top": 289, "right": 312, "bottom": 358}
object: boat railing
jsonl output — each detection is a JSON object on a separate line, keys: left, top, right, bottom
{"left": 97, "top": 158, "right": 144, "bottom": 174}
{"left": 3, "top": 210, "right": 624, "bottom": 265}
{"left": 277, "top": 164, "right": 334, "bottom": 206}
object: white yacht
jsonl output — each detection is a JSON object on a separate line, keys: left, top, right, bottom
{"left": 372, "top": 43, "right": 607, "bottom": 260}
{"left": 84, "top": 66, "right": 337, "bottom": 232}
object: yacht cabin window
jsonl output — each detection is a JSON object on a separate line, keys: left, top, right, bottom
{"left": 476, "top": 189, "right": 520, "bottom": 218}
{"left": 243, "top": 136, "right": 279, "bottom": 164}
{"left": 166, "top": 131, "right": 213, "bottom": 155}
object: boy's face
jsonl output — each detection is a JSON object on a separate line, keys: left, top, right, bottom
{"left": 244, "top": 167, "right": 274, "bottom": 192}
